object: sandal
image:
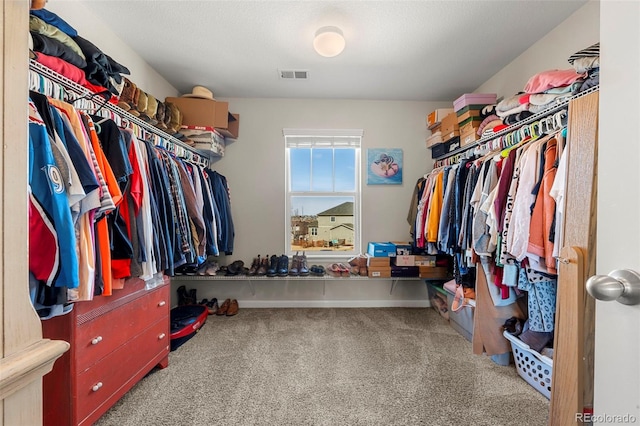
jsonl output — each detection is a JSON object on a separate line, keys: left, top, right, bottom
{"left": 338, "top": 263, "right": 351, "bottom": 277}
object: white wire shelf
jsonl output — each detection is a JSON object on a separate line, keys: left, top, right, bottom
{"left": 170, "top": 274, "right": 451, "bottom": 296}
{"left": 432, "top": 84, "right": 600, "bottom": 162}
{"left": 29, "top": 59, "right": 212, "bottom": 167}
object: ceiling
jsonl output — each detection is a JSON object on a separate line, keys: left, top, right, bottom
{"left": 80, "top": 0, "right": 587, "bottom": 102}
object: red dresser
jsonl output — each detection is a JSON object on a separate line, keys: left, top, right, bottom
{"left": 42, "top": 277, "right": 170, "bottom": 426}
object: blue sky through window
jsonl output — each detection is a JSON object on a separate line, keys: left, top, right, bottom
{"left": 290, "top": 147, "right": 356, "bottom": 193}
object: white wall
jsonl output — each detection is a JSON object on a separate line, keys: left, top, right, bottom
{"left": 46, "top": 2, "right": 179, "bottom": 99}
{"left": 475, "top": 0, "right": 599, "bottom": 98}
{"left": 181, "top": 97, "right": 450, "bottom": 307}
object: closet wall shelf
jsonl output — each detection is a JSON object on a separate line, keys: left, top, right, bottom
{"left": 170, "top": 275, "right": 445, "bottom": 296}
{"left": 432, "top": 84, "right": 600, "bottom": 162}
{"left": 29, "top": 59, "right": 211, "bottom": 167}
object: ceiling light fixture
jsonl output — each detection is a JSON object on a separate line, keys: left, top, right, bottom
{"left": 313, "top": 26, "right": 346, "bottom": 58}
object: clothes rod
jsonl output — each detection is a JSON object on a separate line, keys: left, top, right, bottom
{"left": 28, "top": 59, "right": 211, "bottom": 168}
{"left": 432, "top": 84, "right": 600, "bottom": 163}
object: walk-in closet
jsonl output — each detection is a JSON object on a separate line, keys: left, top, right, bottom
{"left": 1, "top": 1, "right": 639, "bottom": 425}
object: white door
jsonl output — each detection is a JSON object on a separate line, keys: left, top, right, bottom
{"left": 592, "top": 1, "right": 640, "bottom": 422}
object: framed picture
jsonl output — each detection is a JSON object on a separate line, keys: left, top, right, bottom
{"left": 367, "top": 148, "right": 403, "bottom": 185}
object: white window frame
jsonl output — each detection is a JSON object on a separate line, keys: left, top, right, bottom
{"left": 284, "top": 128, "right": 363, "bottom": 259}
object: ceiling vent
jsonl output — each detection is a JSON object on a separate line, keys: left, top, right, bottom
{"left": 279, "top": 69, "right": 309, "bottom": 80}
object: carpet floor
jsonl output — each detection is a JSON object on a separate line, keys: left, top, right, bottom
{"left": 95, "top": 308, "right": 549, "bottom": 426}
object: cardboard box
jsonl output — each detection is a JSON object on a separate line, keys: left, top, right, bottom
{"left": 453, "top": 93, "right": 497, "bottom": 112}
{"left": 458, "top": 116, "right": 483, "bottom": 129}
{"left": 456, "top": 109, "right": 481, "bottom": 123}
{"left": 366, "top": 255, "right": 391, "bottom": 267}
{"left": 430, "top": 137, "right": 461, "bottom": 159}
{"left": 426, "top": 108, "right": 454, "bottom": 129}
{"left": 390, "top": 241, "right": 412, "bottom": 255}
{"left": 394, "top": 255, "right": 415, "bottom": 266}
{"left": 455, "top": 104, "right": 486, "bottom": 116}
{"left": 368, "top": 266, "right": 391, "bottom": 278}
{"left": 165, "top": 97, "right": 229, "bottom": 128}
{"left": 418, "top": 266, "right": 449, "bottom": 279}
{"left": 216, "top": 113, "right": 239, "bottom": 139}
{"left": 426, "top": 131, "right": 443, "bottom": 148}
{"left": 441, "top": 130, "right": 460, "bottom": 142}
{"left": 391, "top": 265, "right": 419, "bottom": 277}
{"left": 367, "top": 242, "right": 396, "bottom": 257}
{"left": 414, "top": 255, "right": 436, "bottom": 267}
{"left": 460, "top": 125, "right": 480, "bottom": 147}
{"left": 439, "top": 112, "right": 460, "bottom": 135}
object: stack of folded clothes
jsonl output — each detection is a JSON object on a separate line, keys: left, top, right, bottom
{"left": 496, "top": 68, "right": 587, "bottom": 126}
{"left": 29, "top": 8, "right": 130, "bottom": 99}
{"left": 568, "top": 42, "right": 599, "bottom": 93}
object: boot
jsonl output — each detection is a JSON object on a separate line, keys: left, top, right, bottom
{"left": 177, "top": 285, "right": 188, "bottom": 306}
{"left": 187, "top": 288, "right": 197, "bottom": 305}
{"left": 289, "top": 252, "right": 299, "bottom": 276}
{"left": 277, "top": 254, "right": 289, "bottom": 277}
{"left": 298, "top": 251, "right": 309, "bottom": 276}
{"left": 248, "top": 255, "right": 260, "bottom": 276}
{"left": 256, "top": 255, "right": 269, "bottom": 276}
{"left": 266, "top": 254, "right": 279, "bottom": 277}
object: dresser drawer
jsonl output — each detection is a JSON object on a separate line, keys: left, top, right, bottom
{"left": 76, "top": 317, "right": 169, "bottom": 423}
{"left": 75, "top": 284, "right": 169, "bottom": 373}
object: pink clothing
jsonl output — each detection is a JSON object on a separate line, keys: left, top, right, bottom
{"left": 524, "top": 69, "right": 585, "bottom": 94}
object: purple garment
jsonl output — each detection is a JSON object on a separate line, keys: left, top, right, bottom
{"left": 494, "top": 149, "right": 516, "bottom": 234}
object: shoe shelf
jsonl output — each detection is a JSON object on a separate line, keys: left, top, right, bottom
{"left": 170, "top": 275, "right": 440, "bottom": 296}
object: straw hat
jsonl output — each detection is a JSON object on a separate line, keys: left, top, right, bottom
{"left": 182, "top": 85, "right": 215, "bottom": 100}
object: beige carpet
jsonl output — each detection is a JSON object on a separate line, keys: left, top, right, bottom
{"left": 95, "top": 308, "right": 549, "bottom": 426}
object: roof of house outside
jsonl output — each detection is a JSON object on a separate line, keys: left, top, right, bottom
{"left": 330, "top": 223, "right": 354, "bottom": 231}
{"left": 317, "top": 201, "right": 354, "bottom": 216}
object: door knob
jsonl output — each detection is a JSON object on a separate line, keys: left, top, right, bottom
{"left": 586, "top": 269, "right": 640, "bottom": 305}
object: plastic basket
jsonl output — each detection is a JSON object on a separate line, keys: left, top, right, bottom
{"left": 503, "top": 330, "right": 553, "bottom": 399}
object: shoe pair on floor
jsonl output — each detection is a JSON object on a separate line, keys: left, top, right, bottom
{"left": 200, "top": 298, "right": 238, "bottom": 316}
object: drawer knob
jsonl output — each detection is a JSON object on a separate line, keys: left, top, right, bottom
{"left": 158, "top": 333, "right": 166, "bottom": 340}
{"left": 91, "top": 336, "right": 103, "bottom": 345}
{"left": 158, "top": 301, "right": 166, "bottom": 307}
{"left": 92, "top": 382, "right": 103, "bottom": 392}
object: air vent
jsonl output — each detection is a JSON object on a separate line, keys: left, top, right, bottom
{"left": 279, "top": 69, "right": 309, "bottom": 80}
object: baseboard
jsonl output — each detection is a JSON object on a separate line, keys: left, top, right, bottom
{"left": 235, "top": 300, "right": 431, "bottom": 308}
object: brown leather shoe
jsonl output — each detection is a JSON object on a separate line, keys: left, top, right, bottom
{"left": 226, "top": 299, "right": 239, "bottom": 316}
{"left": 217, "top": 299, "right": 230, "bottom": 316}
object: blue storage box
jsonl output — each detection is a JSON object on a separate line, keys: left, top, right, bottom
{"left": 367, "top": 242, "right": 396, "bottom": 257}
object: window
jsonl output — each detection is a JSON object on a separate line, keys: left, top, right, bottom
{"left": 284, "top": 129, "right": 362, "bottom": 257}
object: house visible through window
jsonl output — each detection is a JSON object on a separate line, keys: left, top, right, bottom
{"left": 284, "top": 129, "right": 362, "bottom": 257}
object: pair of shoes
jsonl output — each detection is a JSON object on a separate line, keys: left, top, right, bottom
{"left": 289, "top": 251, "right": 309, "bottom": 276}
{"left": 328, "top": 263, "right": 349, "bottom": 277}
{"left": 248, "top": 255, "right": 261, "bottom": 276}
{"left": 277, "top": 255, "right": 289, "bottom": 277}
{"left": 205, "top": 262, "right": 218, "bottom": 276}
{"left": 175, "top": 263, "right": 200, "bottom": 276}
{"left": 226, "top": 260, "right": 246, "bottom": 276}
{"left": 248, "top": 255, "right": 271, "bottom": 276}
{"left": 216, "top": 299, "right": 239, "bottom": 316}
{"left": 309, "top": 265, "right": 325, "bottom": 276}
{"left": 200, "top": 298, "right": 219, "bottom": 315}
{"left": 348, "top": 254, "right": 368, "bottom": 276}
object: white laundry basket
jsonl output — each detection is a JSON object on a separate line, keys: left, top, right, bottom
{"left": 503, "top": 330, "right": 553, "bottom": 399}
